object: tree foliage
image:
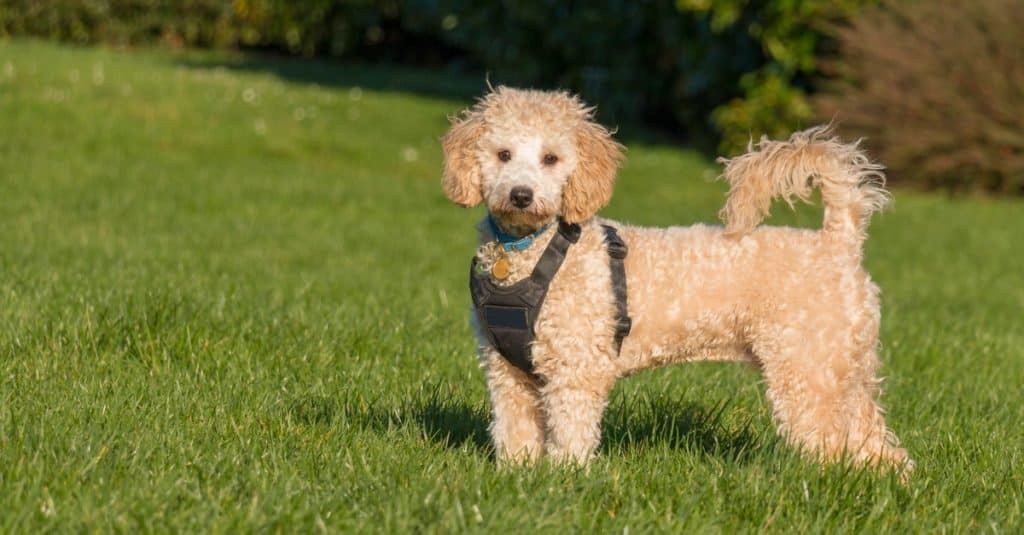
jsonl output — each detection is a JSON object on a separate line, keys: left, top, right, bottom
{"left": 1, "top": 0, "right": 866, "bottom": 153}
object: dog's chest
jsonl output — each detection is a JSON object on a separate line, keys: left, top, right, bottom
{"left": 472, "top": 231, "right": 614, "bottom": 333}
{"left": 474, "top": 240, "right": 548, "bottom": 286}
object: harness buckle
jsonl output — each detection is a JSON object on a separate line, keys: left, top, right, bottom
{"left": 616, "top": 316, "right": 632, "bottom": 337}
{"left": 558, "top": 220, "right": 582, "bottom": 243}
{"left": 606, "top": 240, "right": 628, "bottom": 259}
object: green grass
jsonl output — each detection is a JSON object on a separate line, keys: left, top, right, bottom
{"left": 1, "top": 39, "right": 1022, "bottom": 532}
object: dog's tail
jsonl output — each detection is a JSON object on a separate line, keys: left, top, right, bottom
{"left": 717, "top": 125, "right": 889, "bottom": 246}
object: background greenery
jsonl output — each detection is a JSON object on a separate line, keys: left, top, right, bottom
{"left": 1, "top": 39, "right": 1022, "bottom": 532}
{"left": 813, "top": 0, "right": 1024, "bottom": 194}
{"left": 0, "top": 0, "right": 861, "bottom": 151}
{"left": 5, "top": 1, "right": 1020, "bottom": 192}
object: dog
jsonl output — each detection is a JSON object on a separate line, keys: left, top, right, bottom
{"left": 441, "top": 86, "right": 911, "bottom": 475}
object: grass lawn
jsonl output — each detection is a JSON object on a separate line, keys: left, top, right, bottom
{"left": 1, "top": 39, "right": 1022, "bottom": 532}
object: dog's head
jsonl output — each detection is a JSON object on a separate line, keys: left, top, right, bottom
{"left": 441, "top": 86, "right": 624, "bottom": 236}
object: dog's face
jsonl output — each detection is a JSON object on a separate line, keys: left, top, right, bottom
{"left": 476, "top": 125, "right": 577, "bottom": 235}
{"left": 442, "top": 87, "right": 624, "bottom": 236}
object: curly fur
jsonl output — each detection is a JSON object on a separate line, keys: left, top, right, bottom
{"left": 442, "top": 110, "right": 486, "bottom": 207}
{"left": 441, "top": 87, "right": 912, "bottom": 478}
{"left": 719, "top": 125, "right": 890, "bottom": 243}
{"left": 561, "top": 120, "right": 624, "bottom": 223}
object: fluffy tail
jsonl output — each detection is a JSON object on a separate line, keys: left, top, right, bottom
{"left": 717, "top": 125, "right": 889, "bottom": 244}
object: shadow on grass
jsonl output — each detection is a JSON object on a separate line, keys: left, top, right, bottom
{"left": 412, "top": 396, "right": 492, "bottom": 452}
{"left": 176, "top": 52, "right": 486, "bottom": 103}
{"left": 174, "top": 52, "right": 688, "bottom": 148}
{"left": 297, "top": 386, "right": 492, "bottom": 454}
{"left": 601, "top": 396, "right": 763, "bottom": 463}
{"left": 315, "top": 383, "right": 762, "bottom": 462}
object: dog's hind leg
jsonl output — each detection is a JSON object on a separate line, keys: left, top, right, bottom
{"left": 483, "top": 350, "right": 546, "bottom": 464}
{"left": 830, "top": 347, "right": 911, "bottom": 472}
{"left": 755, "top": 325, "right": 911, "bottom": 474}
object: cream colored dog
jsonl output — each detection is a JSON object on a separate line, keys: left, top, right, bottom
{"left": 442, "top": 86, "right": 911, "bottom": 474}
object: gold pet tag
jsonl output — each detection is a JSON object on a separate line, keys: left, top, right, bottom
{"left": 491, "top": 257, "right": 510, "bottom": 280}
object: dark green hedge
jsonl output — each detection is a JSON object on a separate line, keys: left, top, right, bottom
{"left": 1, "top": 0, "right": 864, "bottom": 152}
{"left": 226, "top": 0, "right": 865, "bottom": 152}
{"left": 429, "top": 0, "right": 865, "bottom": 152}
{"left": 0, "top": 0, "right": 236, "bottom": 47}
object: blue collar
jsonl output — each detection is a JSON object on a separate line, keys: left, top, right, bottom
{"left": 487, "top": 215, "right": 553, "bottom": 252}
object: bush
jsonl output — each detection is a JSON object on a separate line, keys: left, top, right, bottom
{"left": 0, "top": 0, "right": 236, "bottom": 47}
{"left": 815, "top": 0, "right": 1024, "bottom": 193}
{"left": 231, "top": 0, "right": 454, "bottom": 62}
{"left": 428, "top": 0, "right": 864, "bottom": 153}
{"left": 0, "top": 1, "right": 868, "bottom": 153}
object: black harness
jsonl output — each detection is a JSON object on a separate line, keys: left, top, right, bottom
{"left": 469, "top": 219, "right": 632, "bottom": 377}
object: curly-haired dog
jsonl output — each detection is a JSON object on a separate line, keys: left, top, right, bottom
{"left": 441, "top": 86, "right": 911, "bottom": 474}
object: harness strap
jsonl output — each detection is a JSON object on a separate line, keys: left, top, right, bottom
{"left": 531, "top": 220, "right": 581, "bottom": 284}
{"left": 601, "top": 225, "right": 632, "bottom": 354}
{"left": 470, "top": 220, "right": 631, "bottom": 379}
{"left": 469, "top": 220, "right": 580, "bottom": 377}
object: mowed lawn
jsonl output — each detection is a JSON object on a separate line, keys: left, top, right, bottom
{"left": 1, "top": 39, "right": 1022, "bottom": 532}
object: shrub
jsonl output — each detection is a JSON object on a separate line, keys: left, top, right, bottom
{"left": 0, "top": 1, "right": 869, "bottom": 154}
{"left": 231, "top": 0, "right": 451, "bottom": 61}
{"left": 430, "top": 0, "right": 865, "bottom": 153}
{"left": 815, "top": 0, "right": 1024, "bottom": 193}
{"left": 0, "top": 0, "right": 237, "bottom": 47}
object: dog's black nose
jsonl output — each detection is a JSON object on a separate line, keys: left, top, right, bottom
{"left": 509, "top": 187, "right": 533, "bottom": 208}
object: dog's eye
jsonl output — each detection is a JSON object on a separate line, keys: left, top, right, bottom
{"left": 497, "top": 149, "right": 511, "bottom": 162}
{"left": 542, "top": 153, "right": 559, "bottom": 166}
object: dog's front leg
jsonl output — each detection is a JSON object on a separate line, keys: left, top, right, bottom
{"left": 541, "top": 372, "right": 615, "bottom": 465}
{"left": 482, "top": 349, "right": 545, "bottom": 464}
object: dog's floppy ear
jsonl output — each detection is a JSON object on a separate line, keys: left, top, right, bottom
{"left": 561, "top": 121, "right": 624, "bottom": 223}
{"left": 441, "top": 110, "right": 485, "bottom": 207}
